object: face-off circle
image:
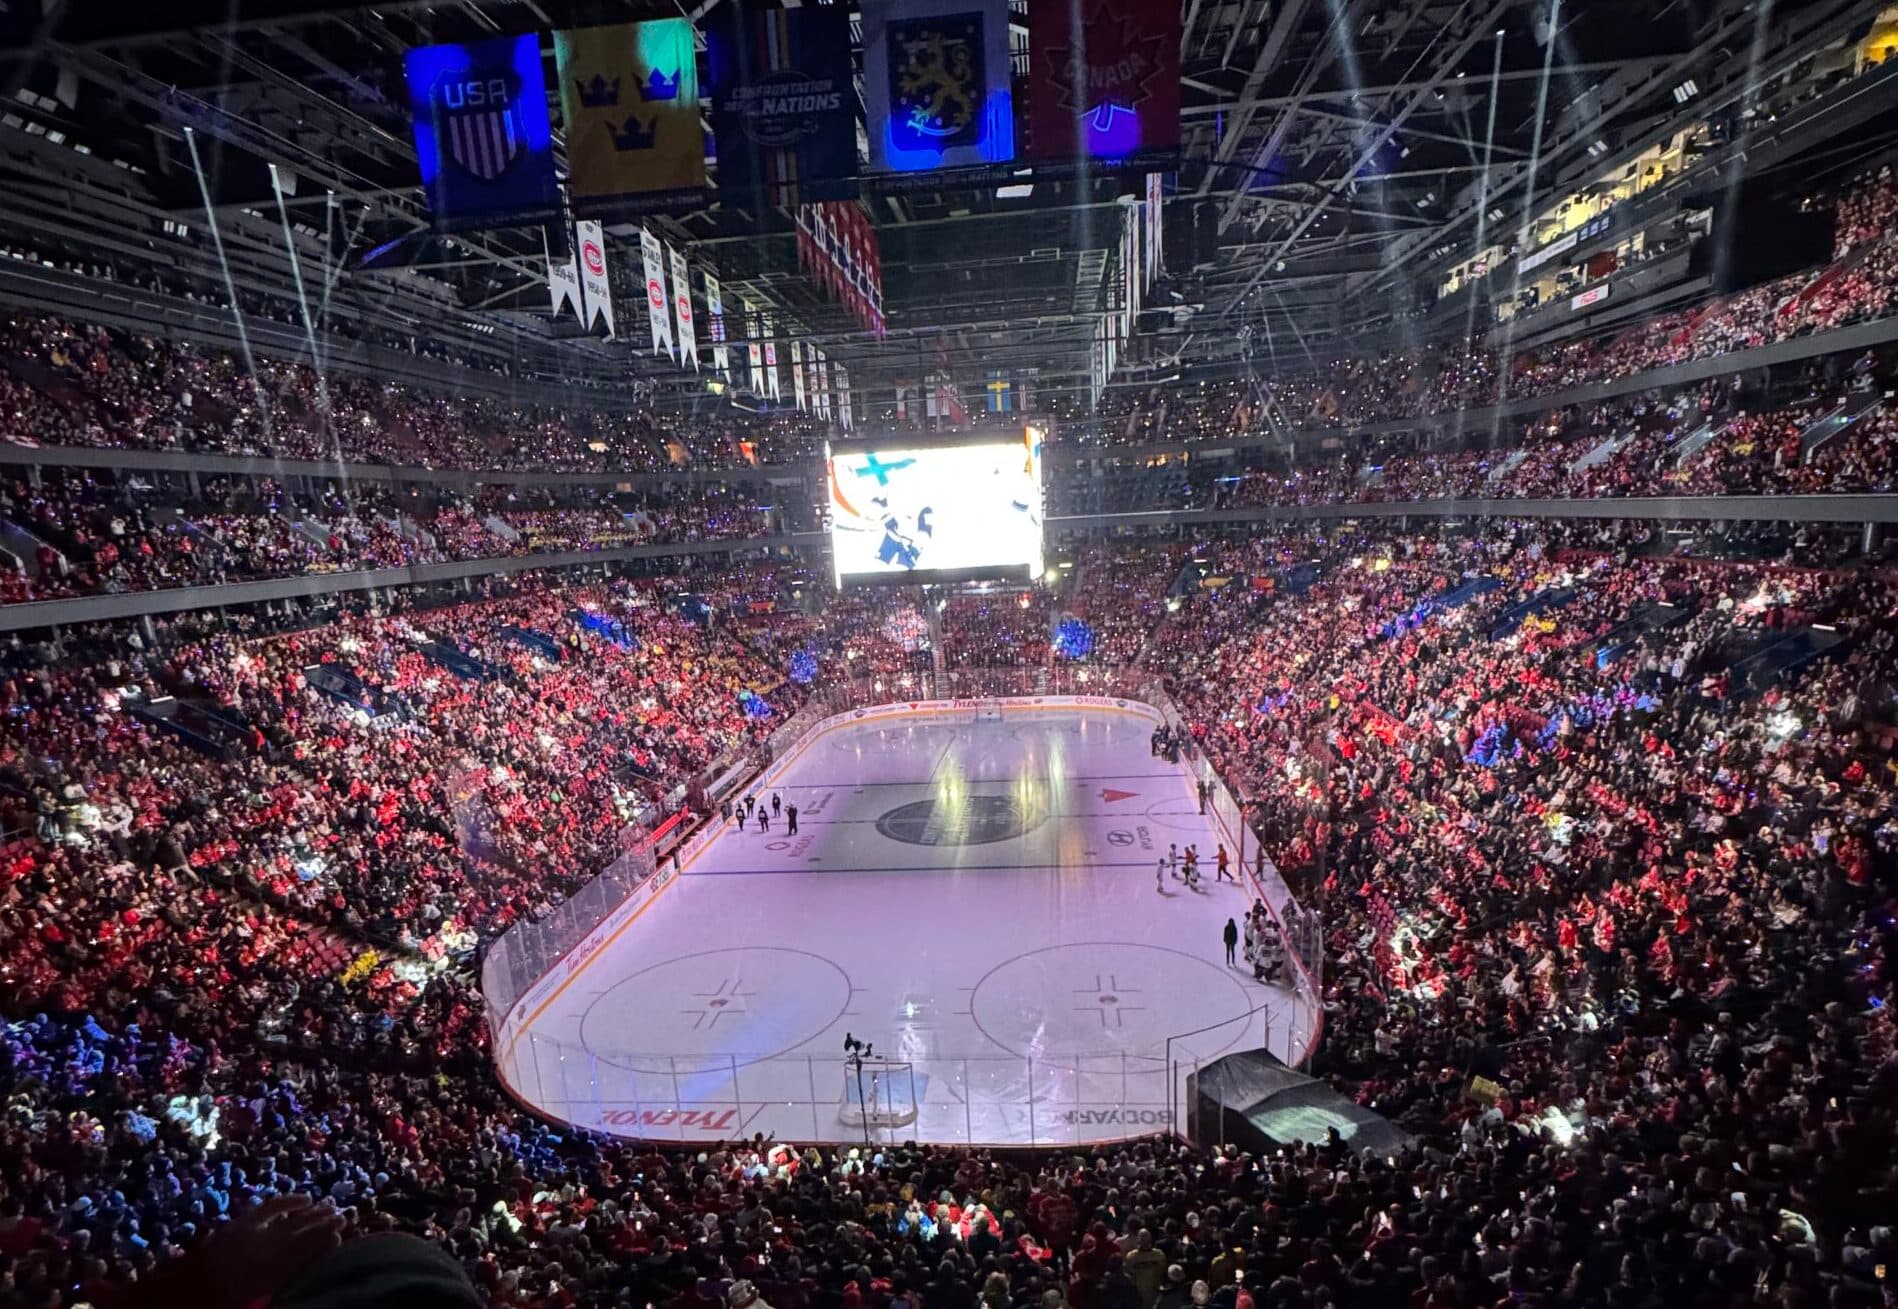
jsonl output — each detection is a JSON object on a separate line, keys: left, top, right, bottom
{"left": 578, "top": 947, "right": 851, "bottom": 1073}
{"left": 969, "top": 941, "right": 1255, "bottom": 1060}
{"left": 875, "top": 793, "right": 1047, "bottom": 846}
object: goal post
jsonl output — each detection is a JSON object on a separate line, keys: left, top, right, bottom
{"left": 838, "top": 1058, "right": 920, "bottom": 1130}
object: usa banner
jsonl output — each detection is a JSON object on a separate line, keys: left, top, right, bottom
{"left": 639, "top": 226, "right": 673, "bottom": 358}
{"left": 1026, "top": 0, "right": 1180, "bottom": 166}
{"left": 861, "top": 0, "right": 1014, "bottom": 175}
{"left": 791, "top": 340, "right": 808, "bottom": 411}
{"left": 703, "top": 270, "right": 731, "bottom": 380}
{"left": 669, "top": 243, "right": 697, "bottom": 370}
{"left": 577, "top": 220, "right": 614, "bottom": 337}
{"left": 406, "top": 34, "right": 559, "bottom": 229}
{"left": 554, "top": 21, "right": 705, "bottom": 216}
{"left": 706, "top": 5, "right": 858, "bottom": 205}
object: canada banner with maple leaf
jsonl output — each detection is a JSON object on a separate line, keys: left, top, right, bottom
{"left": 1026, "top": 0, "right": 1181, "bottom": 165}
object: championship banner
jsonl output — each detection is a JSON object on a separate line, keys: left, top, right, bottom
{"left": 406, "top": 34, "right": 559, "bottom": 228}
{"left": 861, "top": 0, "right": 1015, "bottom": 174}
{"left": 1145, "top": 172, "right": 1164, "bottom": 286}
{"left": 640, "top": 227, "right": 673, "bottom": 357}
{"left": 837, "top": 364, "right": 853, "bottom": 431}
{"left": 813, "top": 349, "right": 829, "bottom": 420}
{"left": 761, "top": 314, "right": 781, "bottom": 402}
{"left": 669, "top": 243, "right": 697, "bottom": 369}
{"left": 1026, "top": 0, "right": 1181, "bottom": 165}
{"left": 546, "top": 230, "right": 582, "bottom": 324}
{"left": 554, "top": 21, "right": 705, "bottom": 215}
{"left": 791, "top": 340, "right": 808, "bottom": 411}
{"left": 744, "top": 300, "right": 765, "bottom": 393}
{"left": 703, "top": 270, "right": 731, "bottom": 380}
{"left": 706, "top": 5, "right": 858, "bottom": 205}
{"left": 577, "top": 220, "right": 614, "bottom": 337}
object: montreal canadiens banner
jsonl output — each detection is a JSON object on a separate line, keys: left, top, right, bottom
{"left": 1026, "top": 0, "right": 1180, "bottom": 165}
{"left": 707, "top": 5, "right": 858, "bottom": 205}
{"left": 703, "top": 270, "right": 731, "bottom": 380}
{"left": 554, "top": 21, "right": 705, "bottom": 215}
{"left": 640, "top": 226, "right": 673, "bottom": 358}
{"left": 669, "top": 242, "right": 697, "bottom": 370}
{"left": 406, "top": 34, "right": 559, "bottom": 228}
{"left": 861, "top": 0, "right": 1014, "bottom": 174}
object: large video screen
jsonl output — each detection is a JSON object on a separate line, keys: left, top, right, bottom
{"left": 828, "top": 432, "right": 1044, "bottom": 585}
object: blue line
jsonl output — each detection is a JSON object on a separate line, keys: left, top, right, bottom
{"left": 684, "top": 858, "right": 1163, "bottom": 877}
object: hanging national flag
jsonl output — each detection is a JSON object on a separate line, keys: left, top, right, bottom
{"left": 669, "top": 242, "right": 697, "bottom": 370}
{"left": 554, "top": 21, "right": 705, "bottom": 216}
{"left": 1026, "top": 0, "right": 1181, "bottom": 165}
{"left": 640, "top": 226, "right": 672, "bottom": 357}
{"left": 862, "top": 0, "right": 1015, "bottom": 174}
{"left": 406, "top": 34, "right": 560, "bottom": 229}
{"left": 704, "top": 269, "right": 730, "bottom": 380}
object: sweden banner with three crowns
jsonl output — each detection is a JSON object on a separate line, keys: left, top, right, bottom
{"left": 555, "top": 21, "right": 705, "bottom": 215}
{"left": 861, "top": 0, "right": 1014, "bottom": 174}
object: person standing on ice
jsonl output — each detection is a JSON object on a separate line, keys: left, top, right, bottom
{"left": 1223, "top": 918, "right": 1239, "bottom": 967}
{"left": 1156, "top": 857, "right": 1167, "bottom": 891}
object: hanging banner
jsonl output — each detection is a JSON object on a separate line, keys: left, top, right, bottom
{"left": 761, "top": 314, "right": 781, "bottom": 402}
{"left": 640, "top": 226, "right": 673, "bottom": 357}
{"left": 1145, "top": 172, "right": 1164, "bottom": 285}
{"left": 1026, "top": 0, "right": 1181, "bottom": 166}
{"left": 838, "top": 364, "right": 853, "bottom": 431}
{"left": 554, "top": 21, "right": 705, "bottom": 216}
{"left": 703, "top": 269, "right": 731, "bottom": 380}
{"left": 706, "top": 5, "right": 859, "bottom": 205}
{"left": 744, "top": 300, "right": 765, "bottom": 393}
{"left": 546, "top": 230, "right": 582, "bottom": 324}
{"left": 668, "top": 243, "right": 697, "bottom": 369}
{"left": 577, "top": 220, "right": 614, "bottom": 337}
{"left": 406, "top": 34, "right": 560, "bottom": 229}
{"left": 791, "top": 339, "right": 808, "bottom": 411}
{"left": 813, "top": 349, "right": 829, "bottom": 420}
{"left": 861, "top": 0, "right": 1015, "bottom": 175}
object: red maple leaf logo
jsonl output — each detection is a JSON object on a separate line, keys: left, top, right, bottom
{"left": 1043, "top": 3, "right": 1167, "bottom": 113}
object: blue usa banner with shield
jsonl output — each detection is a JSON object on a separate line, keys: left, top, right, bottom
{"left": 862, "top": 0, "right": 1014, "bottom": 174}
{"left": 406, "top": 34, "right": 559, "bottom": 229}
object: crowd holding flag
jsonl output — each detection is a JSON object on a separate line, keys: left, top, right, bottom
{"left": 553, "top": 20, "right": 704, "bottom": 215}
{"left": 669, "top": 242, "right": 696, "bottom": 369}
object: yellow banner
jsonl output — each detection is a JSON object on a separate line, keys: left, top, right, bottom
{"left": 556, "top": 21, "right": 705, "bottom": 207}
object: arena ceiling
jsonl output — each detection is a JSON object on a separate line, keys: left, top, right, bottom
{"left": 0, "top": 0, "right": 1886, "bottom": 408}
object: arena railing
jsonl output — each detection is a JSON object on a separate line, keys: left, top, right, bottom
{"left": 479, "top": 668, "right": 1326, "bottom": 1134}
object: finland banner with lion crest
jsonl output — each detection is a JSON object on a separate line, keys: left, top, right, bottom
{"left": 861, "top": 0, "right": 1015, "bottom": 175}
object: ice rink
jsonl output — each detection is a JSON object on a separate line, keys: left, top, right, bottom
{"left": 499, "top": 704, "right": 1316, "bottom": 1146}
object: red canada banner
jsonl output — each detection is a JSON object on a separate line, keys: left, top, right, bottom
{"left": 1026, "top": 0, "right": 1180, "bottom": 163}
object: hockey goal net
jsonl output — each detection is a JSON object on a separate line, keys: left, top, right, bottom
{"left": 973, "top": 698, "right": 1005, "bottom": 723}
{"left": 838, "top": 1059, "right": 919, "bottom": 1130}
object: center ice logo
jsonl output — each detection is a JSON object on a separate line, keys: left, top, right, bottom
{"left": 875, "top": 793, "right": 1045, "bottom": 846}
